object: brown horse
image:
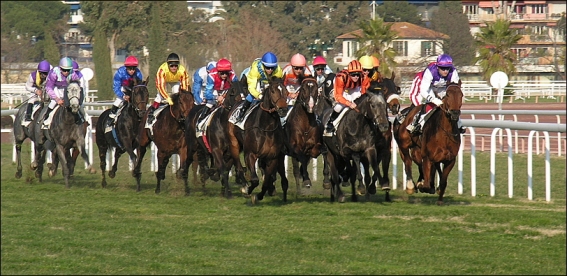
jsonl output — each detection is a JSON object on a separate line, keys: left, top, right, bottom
{"left": 283, "top": 76, "right": 324, "bottom": 195}
{"left": 392, "top": 81, "right": 463, "bottom": 205}
{"left": 133, "top": 89, "right": 194, "bottom": 194}
{"left": 227, "top": 76, "right": 289, "bottom": 203}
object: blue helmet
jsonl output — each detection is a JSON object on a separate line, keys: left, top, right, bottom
{"left": 206, "top": 61, "right": 217, "bottom": 72}
{"left": 436, "top": 54, "right": 453, "bottom": 68}
{"left": 261, "top": 52, "right": 278, "bottom": 67}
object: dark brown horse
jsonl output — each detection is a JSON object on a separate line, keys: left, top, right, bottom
{"left": 227, "top": 76, "right": 289, "bottom": 203}
{"left": 183, "top": 80, "right": 245, "bottom": 198}
{"left": 392, "top": 81, "right": 463, "bottom": 205}
{"left": 96, "top": 77, "right": 149, "bottom": 188}
{"left": 133, "top": 88, "right": 194, "bottom": 194}
{"left": 283, "top": 76, "right": 325, "bottom": 195}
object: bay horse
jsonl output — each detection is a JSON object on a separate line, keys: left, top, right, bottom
{"left": 133, "top": 88, "right": 194, "bottom": 194}
{"left": 183, "top": 80, "right": 245, "bottom": 198}
{"left": 282, "top": 76, "right": 325, "bottom": 196}
{"left": 96, "top": 77, "right": 149, "bottom": 188}
{"left": 227, "top": 76, "right": 290, "bottom": 203}
{"left": 33, "top": 81, "right": 94, "bottom": 188}
{"left": 322, "top": 92, "right": 390, "bottom": 203}
{"left": 13, "top": 82, "right": 51, "bottom": 181}
{"left": 392, "top": 81, "right": 463, "bottom": 205}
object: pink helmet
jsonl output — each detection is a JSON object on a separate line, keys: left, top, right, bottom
{"left": 290, "top": 53, "right": 306, "bottom": 67}
{"left": 312, "top": 56, "right": 327, "bottom": 66}
{"left": 124, "top": 56, "right": 139, "bottom": 67}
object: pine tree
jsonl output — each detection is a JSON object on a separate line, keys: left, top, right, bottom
{"left": 42, "top": 29, "right": 60, "bottom": 65}
{"left": 92, "top": 28, "right": 113, "bottom": 100}
{"left": 147, "top": 2, "right": 166, "bottom": 92}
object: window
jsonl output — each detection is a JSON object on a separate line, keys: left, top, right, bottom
{"left": 421, "top": 41, "right": 435, "bottom": 57}
{"left": 532, "top": 25, "right": 547, "bottom": 35}
{"left": 464, "top": 5, "right": 478, "bottom": 15}
{"left": 394, "top": 41, "right": 408, "bottom": 57}
{"left": 532, "top": 4, "right": 546, "bottom": 14}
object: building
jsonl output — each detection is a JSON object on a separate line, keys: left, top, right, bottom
{"left": 334, "top": 22, "right": 448, "bottom": 67}
{"left": 186, "top": 0, "right": 226, "bottom": 22}
{"left": 61, "top": 1, "right": 92, "bottom": 63}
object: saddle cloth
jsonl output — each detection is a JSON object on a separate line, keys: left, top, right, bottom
{"left": 280, "top": 105, "right": 294, "bottom": 127}
{"left": 196, "top": 107, "right": 221, "bottom": 138}
{"left": 228, "top": 102, "right": 260, "bottom": 130}
{"left": 322, "top": 108, "right": 349, "bottom": 137}
{"left": 21, "top": 104, "right": 43, "bottom": 127}
{"left": 104, "top": 106, "right": 125, "bottom": 133}
{"left": 41, "top": 105, "right": 61, "bottom": 129}
{"left": 144, "top": 105, "right": 168, "bottom": 136}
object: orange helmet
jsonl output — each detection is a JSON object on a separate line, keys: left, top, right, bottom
{"left": 347, "top": 60, "right": 363, "bottom": 73}
{"left": 371, "top": 56, "right": 380, "bottom": 68}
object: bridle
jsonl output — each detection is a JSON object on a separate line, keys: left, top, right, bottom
{"left": 130, "top": 84, "right": 148, "bottom": 118}
{"left": 260, "top": 81, "right": 288, "bottom": 113}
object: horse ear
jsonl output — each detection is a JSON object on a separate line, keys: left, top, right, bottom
{"left": 458, "top": 79, "right": 462, "bottom": 87}
{"left": 144, "top": 76, "right": 149, "bottom": 86}
{"left": 391, "top": 71, "right": 396, "bottom": 80}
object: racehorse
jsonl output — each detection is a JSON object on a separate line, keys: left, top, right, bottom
{"left": 33, "top": 81, "right": 94, "bottom": 188}
{"left": 133, "top": 88, "right": 194, "bottom": 194}
{"left": 392, "top": 81, "right": 463, "bottom": 205}
{"left": 13, "top": 82, "right": 51, "bottom": 181}
{"left": 96, "top": 77, "right": 149, "bottom": 188}
{"left": 282, "top": 76, "right": 324, "bottom": 195}
{"left": 227, "top": 76, "right": 289, "bottom": 203}
{"left": 322, "top": 91, "right": 390, "bottom": 203}
{"left": 183, "top": 80, "right": 245, "bottom": 198}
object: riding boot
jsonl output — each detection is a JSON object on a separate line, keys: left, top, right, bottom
{"left": 235, "top": 100, "right": 251, "bottom": 123}
{"left": 197, "top": 106, "right": 211, "bottom": 131}
{"left": 407, "top": 105, "right": 424, "bottom": 134}
{"left": 24, "top": 103, "right": 34, "bottom": 121}
{"left": 107, "top": 105, "right": 119, "bottom": 126}
{"left": 147, "top": 106, "right": 156, "bottom": 124}
{"left": 325, "top": 110, "right": 340, "bottom": 132}
{"left": 43, "top": 107, "right": 53, "bottom": 122}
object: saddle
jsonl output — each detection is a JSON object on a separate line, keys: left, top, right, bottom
{"left": 322, "top": 108, "right": 349, "bottom": 137}
{"left": 228, "top": 101, "right": 260, "bottom": 129}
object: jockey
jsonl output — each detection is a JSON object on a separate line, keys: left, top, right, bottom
{"left": 199, "top": 58, "right": 238, "bottom": 122}
{"left": 192, "top": 61, "right": 217, "bottom": 105}
{"left": 147, "top": 52, "right": 191, "bottom": 124}
{"left": 23, "top": 60, "right": 52, "bottom": 121}
{"left": 325, "top": 60, "right": 369, "bottom": 132}
{"left": 281, "top": 53, "right": 312, "bottom": 105}
{"left": 308, "top": 56, "right": 333, "bottom": 88}
{"left": 43, "top": 57, "right": 86, "bottom": 125}
{"left": 108, "top": 56, "right": 144, "bottom": 126}
{"left": 234, "top": 51, "right": 283, "bottom": 123}
{"left": 406, "top": 54, "right": 465, "bottom": 134}
{"left": 370, "top": 55, "right": 381, "bottom": 82}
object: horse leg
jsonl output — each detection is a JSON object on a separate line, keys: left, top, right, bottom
{"left": 437, "top": 160, "right": 456, "bottom": 206}
{"left": 54, "top": 145, "right": 71, "bottom": 188}
{"left": 327, "top": 153, "right": 345, "bottom": 203}
{"left": 15, "top": 143, "right": 24, "bottom": 179}
{"left": 155, "top": 152, "right": 170, "bottom": 194}
{"left": 212, "top": 149, "right": 230, "bottom": 198}
{"left": 398, "top": 146, "right": 416, "bottom": 194}
{"left": 98, "top": 144, "right": 109, "bottom": 188}
{"left": 178, "top": 144, "right": 189, "bottom": 196}
{"left": 321, "top": 148, "right": 332, "bottom": 190}
{"left": 35, "top": 147, "right": 46, "bottom": 182}
{"left": 291, "top": 157, "right": 302, "bottom": 197}
{"left": 109, "top": 149, "right": 124, "bottom": 179}
{"left": 48, "top": 151, "right": 59, "bottom": 178}
{"left": 379, "top": 148, "right": 392, "bottom": 190}
{"left": 253, "top": 158, "right": 279, "bottom": 204}
{"left": 351, "top": 156, "right": 363, "bottom": 202}
{"left": 418, "top": 157, "right": 433, "bottom": 193}
{"left": 133, "top": 146, "right": 147, "bottom": 192}
{"left": 275, "top": 154, "right": 289, "bottom": 202}
{"left": 244, "top": 153, "right": 259, "bottom": 198}
{"left": 300, "top": 155, "right": 312, "bottom": 188}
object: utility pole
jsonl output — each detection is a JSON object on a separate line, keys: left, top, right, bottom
{"left": 370, "top": 1, "right": 376, "bottom": 20}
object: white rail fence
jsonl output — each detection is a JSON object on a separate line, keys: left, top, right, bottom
{"left": 1, "top": 107, "right": 565, "bottom": 202}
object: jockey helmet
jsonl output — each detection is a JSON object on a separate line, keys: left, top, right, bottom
{"left": 206, "top": 61, "right": 217, "bottom": 72}
{"left": 167, "top": 53, "right": 180, "bottom": 65}
{"left": 290, "top": 53, "right": 306, "bottom": 67}
{"left": 72, "top": 61, "right": 79, "bottom": 71}
{"left": 359, "top": 55, "right": 374, "bottom": 69}
{"left": 371, "top": 56, "right": 380, "bottom": 68}
{"left": 216, "top": 58, "right": 232, "bottom": 71}
{"left": 347, "top": 60, "right": 363, "bottom": 73}
{"left": 59, "top": 57, "right": 73, "bottom": 70}
{"left": 261, "top": 52, "right": 278, "bottom": 67}
{"left": 124, "top": 56, "right": 139, "bottom": 67}
{"left": 37, "top": 60, "right": 51, "bottom": 73}
{"left": 312, "top": 56, "right": 327, "bottom": 66}
{"left": 436, "top": 54, "right": 453, "bottom": 68}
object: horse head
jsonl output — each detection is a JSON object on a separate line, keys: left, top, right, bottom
{"left": 170, "top": 88, "right": 194, "bottom": 122}
{"left": 297, "top": 76, "right": 319, "bottom": 113}
{"left": 261, "top": 76, "right": 288, "bottom": 117}
{"left": 130, "top": 77, "right": 149, "bottom": 118}
{"left": 359, "top": 92, "right": 390, "bottom": 133}
{"left": 442, "top": 80, "right": 463, "bottom": 121}
{"left": 65, "top": 81, "right": 83, "bottom": 114}
{"left": 223, "top": 80, "right": 244, "bottom": 111}
{"left": 381, "top": 72, "right": 402, "bottom": 115}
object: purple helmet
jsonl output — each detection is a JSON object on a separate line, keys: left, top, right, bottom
{"left": 37, "top": 60, "right": 51, "bottom": 73}
{"left": 436, "top": 54, "right": 453, "bottom": 68}
{"left": 72, "top": 60, "right": 79, "bottom": 71}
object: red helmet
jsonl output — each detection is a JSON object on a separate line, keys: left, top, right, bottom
{"left": 312, "top": 56, "right": 327, "bottom": 66}
{"left": 216, "top": 58, "right": 232, "bottom": 71}
{"left": 124, "top": 56, "right": 139, "bottom": 67}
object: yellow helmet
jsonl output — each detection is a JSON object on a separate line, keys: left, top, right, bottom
{"left": 359, "top": 55, "right": 374, "bottom": 70}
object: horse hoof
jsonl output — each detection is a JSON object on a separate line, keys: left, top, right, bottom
{"left": 89, "top": 168, "right": 96, "bottom": 174}
{"left": 210, "top": 174, "right": 220, "bottom": 182}
{"left": 109, "top": 171, "right": 116, "bottom": 178}
{"left": 48, "top": 171, "right": 56, "bottom": 178}
{"left": 251, "top": 194, "right": 257, "bottom": 205}
{"left": 436, "top": 200, "right": 444, "bottom": 206}
{"left": 357, "top": 185, "right": 366, "bottom": 195}
{"left": 303, "top": 180, "right": 311, "bottom": 188}
{"left": 322, "top": 182, "right": 331, "bottom": 190}
{"left": 405, "top": 188, "right": 415, "bottom": 195}
{"left": 341, "top": 182, "right": 350, "bottom": 187}
{"left": 338, "top": 195, "right": 346, "bottom": 203}
{"left": 155, "top": 189, "right": 160, "bottom": 194}
{"left": 30, "top": 162, "right": 38, "bottom": 171}
{"left": 367, "top": 184, "right": 377, "bottom": 195}
{"left": 381, "top": 184, "right": 391, "bottom": 191}
{"left": 15, "top": 171, "right": 22, "bottom": 179}
{"left": 268, "top": 187, "right": 277, "bottom": 197}
{"left": 101, "top": 180, "right": 107, "bottom": 188}
{"left": 240, "top": 185, "right": 249, "bottom": 195}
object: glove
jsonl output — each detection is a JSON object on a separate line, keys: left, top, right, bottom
{"left": 166, "top": 97, "right": 174, "bottom": 106}
{"left": 431, "top": 97, "right": 443, "bottom": 107}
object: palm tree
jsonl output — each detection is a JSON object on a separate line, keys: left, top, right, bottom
{"left": 474, "top": 19, "right": 522, "bottom": 82}
{"left": 354, "top": 18, "right": 398, "bottom": 78}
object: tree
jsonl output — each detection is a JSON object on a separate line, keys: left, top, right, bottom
{"left": 430, "top": 1, "right": 476, "bottom": 66}
{"left": 474, "top": 19, "right": 522, "bottom": 82}
{"left": 354, "top": 18, "right": 398, "bottom": 78}
{"left": 147, "top": 2, "right": 166, "bottom": 91}
{"left": 92, "top": 28, "right": 113, "bottom": 100}
{"left": 41, "top": 28, "right": 61, "bottom": 65}
{"left": 375, "top": 1, "right": 422, "bottom": 26}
